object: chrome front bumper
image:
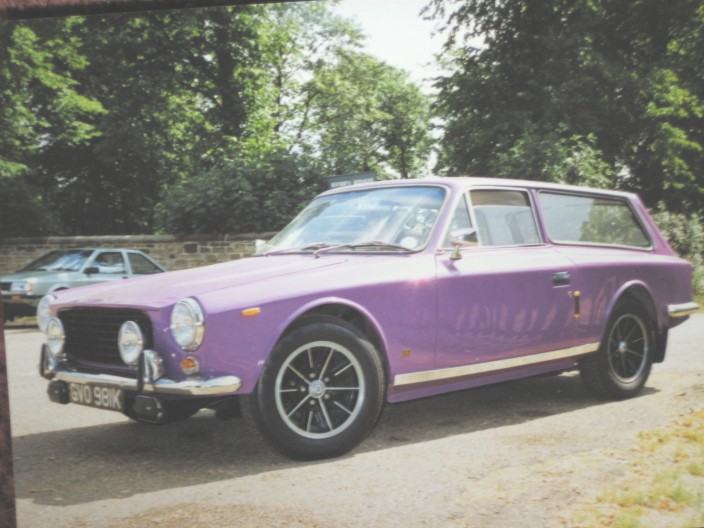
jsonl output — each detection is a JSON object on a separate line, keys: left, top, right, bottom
{"left": 667, "top": 302, "right": 700, "bottom": 318}
{"left": 40, "top": 346, "right": 242, "bottom": 397}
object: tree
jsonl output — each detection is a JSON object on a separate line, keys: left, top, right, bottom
{"left": 34, "top": 8, "right": 266, "bottom": 234}
{"left": 427, "top": 0, "right": 704, "bottom": 213}
{"left": 307, "top": 51, "right": 433, "bottom": 178}
{"left": 0, "top": 19, "right": 104, "bottom": 236}
{"left": 154, "top": 9, "right": 435, "bottom": 234}
{"left": 2, "top": 2, "right": 435, "bottom": 237}
{"left": 157, "top": 148, "right": 326, "bottom": 234}
{"left": 247, "top": 1, "right": 363, "bottom": 148}
{"left": 0, "top": 19, "right": 104, "bottom": 179}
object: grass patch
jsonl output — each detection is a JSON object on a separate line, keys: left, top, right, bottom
{"left": 567, "top": 409, "right": 704, "bottom": 527}
{"left": 694, "top": 292, "right": 704, "bottom": 314}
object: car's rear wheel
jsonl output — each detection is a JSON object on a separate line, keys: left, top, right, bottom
{"left": 251, "top": 316, "right": 385, "bottom": 460}
{"left": 580, "top": 299, "right": 654, "bottom": 399}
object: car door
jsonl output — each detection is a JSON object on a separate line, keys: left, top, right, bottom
{"left": 434, "top": 188, "right": 583, "bottom": 372}
{"left": 79, "top": 250, "right": 130, "bottom": 287}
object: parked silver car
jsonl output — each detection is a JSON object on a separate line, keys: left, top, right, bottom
{"left": 1, "top": 248, "right": 166, "bottom": 321}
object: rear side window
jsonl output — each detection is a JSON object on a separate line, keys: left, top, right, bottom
{"left": 129, "top": 253, "right": 162, "bottom": 274}
{"left": 538, "top": 192, "right": 651, "bottom": 248}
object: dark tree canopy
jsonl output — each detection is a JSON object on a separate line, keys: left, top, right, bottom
{"left": 0, "top": 2, "right": 434, "bottom": 237}
{"left": 427, "top": 0, "right": 704, "bottom": 214}
{"left": 2, "top": 0, "right": 702, "bottom": 240}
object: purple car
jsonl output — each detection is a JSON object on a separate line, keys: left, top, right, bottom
{"left": 38, "top": 177, "right": 699, "bottom": 459}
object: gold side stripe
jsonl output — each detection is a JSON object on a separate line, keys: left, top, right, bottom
{"left": 393, "top": 342, "right": 600, "bottom": 387}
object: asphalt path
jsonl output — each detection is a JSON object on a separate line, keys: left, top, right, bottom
{"left": 6, "top": 316, "right": 704, "bottom": 527}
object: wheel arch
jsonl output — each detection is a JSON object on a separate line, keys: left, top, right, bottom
{"left": 48, "top": 284, "right": 71, "bottom": 293}
{"left": 279, "top": 301, "right": 391, "bottom": 381}
{"left": 609, "top": 282, "right": 667, "bottom": 363}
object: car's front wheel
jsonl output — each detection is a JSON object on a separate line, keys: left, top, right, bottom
{"left": 580, "top": 300, "right": 654, "bottom": 399}
{"left": 251, "top": 316, "right": 385, "bottom": 460}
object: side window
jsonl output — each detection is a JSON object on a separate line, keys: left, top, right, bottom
{"left": 469, "top": 190, "right": 541, "bottom": 246}
{"left": 129, "top": 253, "right": 162, "bottom": 275}
{"left": 93, "top": 252, "right": 127, "bottom": 274}
{"left": 538, "top": 192, "right": 651, "bottom": 248}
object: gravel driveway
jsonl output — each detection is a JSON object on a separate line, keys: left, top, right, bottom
{"left": 6, "top": 316, "right": 703, "bottom": 527}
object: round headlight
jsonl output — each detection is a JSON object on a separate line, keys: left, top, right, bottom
{"left": 46, "top": 318, "right": 65, "bottom": 358}
{"left": 37, "top": 295, "right": 56, "bottom": 333}
{"left": 118, "top": 321, "right": 144, "bottom": 366}
{"left": 170, "top": 298, "right": 205, "bottom": 350}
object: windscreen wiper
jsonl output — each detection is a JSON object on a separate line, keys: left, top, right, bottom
{"left": 261, "top": 242, "right": 337, "bottom": 256}
{"left": 263, "top": 241, "right": 414, "bottom": 257}
{"left": 313, "top": 241, "right": 414, "bottom": 257}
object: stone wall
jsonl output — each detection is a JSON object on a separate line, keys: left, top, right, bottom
{"left": 0, "top": 233, "right": 275, "bottom": 274}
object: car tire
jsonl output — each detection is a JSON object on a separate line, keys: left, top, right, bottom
{"left": 579, "top": 299, "right": 654, "bottom": 400}
{"left": 251, "top": 316, "right": 385, "bottom": 460}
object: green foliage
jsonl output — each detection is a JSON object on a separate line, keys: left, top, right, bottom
{"left": 0, "top": 177, "right": 57, "bottom": 237}
{"left": 652, "top": 205, "right": 704, "bottom": 293}
{"left": 0, "top": 19, "right": 105, "bottom": 178}
{"left": 428, "top": 0, "right": 704, "bottom": 212}
{"left": 157, "top": 149, "right": 326, "bottom": 234}
{"left": 653, "top": 207, "right": 704, "bottom": 261}
{"left": 307, "top": 50, "right": 433, "bottom": 179}
{"left": 0, "top": 3, "right": 433, "bottom": 236}
{"left": 493, "top": 129, "right": 614, "bottom": 187}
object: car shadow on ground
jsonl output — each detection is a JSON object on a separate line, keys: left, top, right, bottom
{"left": 2, "top": 324, "right": 37, "bottom": 332}
{"left": 12, "top": 371, "right": 658, "bottom": 506}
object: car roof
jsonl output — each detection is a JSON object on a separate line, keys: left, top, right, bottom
{"left": 52, "top": 248, "right": 145, "bottom": 252}
{"left": 321, "top": 176, "right": 637, "bottom": 200}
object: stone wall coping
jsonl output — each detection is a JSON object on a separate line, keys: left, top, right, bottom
{"left": 0, "top": 233, "right": 277, "bottom": 246}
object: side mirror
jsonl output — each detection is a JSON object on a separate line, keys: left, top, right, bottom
{"left": 84, "top": 266, "right": 100, "bottom": 275}
{"left": 450, "top": 228, "right": 478, "bottom": 261}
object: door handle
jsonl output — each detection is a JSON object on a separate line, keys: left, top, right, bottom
{"left": 552, "top": 271, "right": 571, "bottom": 286}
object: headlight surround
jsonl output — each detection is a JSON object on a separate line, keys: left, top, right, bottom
{"left": 46, "top": 318, "right": 65, "bottom": 358}
{"left": 170, "top": 298, "right": 205, "bottom": 350}
{"left": 37, "top": 295, "right": 56, "bottom": 333}
{"left": 118, "top": 321, "right": 144, "bottom": 366}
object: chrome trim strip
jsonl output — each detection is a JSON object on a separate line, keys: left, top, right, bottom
{"left": 393, "top": 342, "right": 600, "bottom": 387}
{"left": 43, "top": 347, "right": 242, "bottom": 396}
{"left": 51, "top": 370, "right": 243, "bottom": 396}
{"left": 667, "top": 302, "right": 700, "bottom": 318}
{"left": 150, "top": 376, "right": 243, "bottom": 396}
{"left": 53, "top": 371, "right": 139, "bottom": 390}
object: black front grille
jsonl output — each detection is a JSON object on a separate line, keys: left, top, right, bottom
{"left": 1, "top": 282, "right": 11, "bottom": 292}
{"left": 59, "top": 308, "right": 153, "bottom": 366}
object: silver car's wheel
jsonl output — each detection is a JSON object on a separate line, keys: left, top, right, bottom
{"left": 252, "top": 316, "right": 385, "bottom": 460}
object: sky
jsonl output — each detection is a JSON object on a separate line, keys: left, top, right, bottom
{"left": 332, "top": 0, "right": 446, "bottom": 88}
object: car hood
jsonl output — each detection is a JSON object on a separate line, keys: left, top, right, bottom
{"left": 1, "top": 271, "right": 45, "bottom": 282}
{"left": 52, "top": 255, "right": 349, "bottom": 309}
{"left": 2, "top": 269, "right": 87, "bottom": 287}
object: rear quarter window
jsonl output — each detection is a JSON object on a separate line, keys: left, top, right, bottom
{"left": 538, "top": 192, "right": 651, "bottom": 248}
{"left": 129, "top": 253, "right": 163, "bottom": 274}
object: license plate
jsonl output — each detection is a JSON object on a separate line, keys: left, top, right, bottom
{"left": 68, "top": 382, "right": 124, "bottom": 412}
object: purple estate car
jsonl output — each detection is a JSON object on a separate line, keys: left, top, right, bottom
{"left": 38, "top": 177, "right": 699, "bottom": 459}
